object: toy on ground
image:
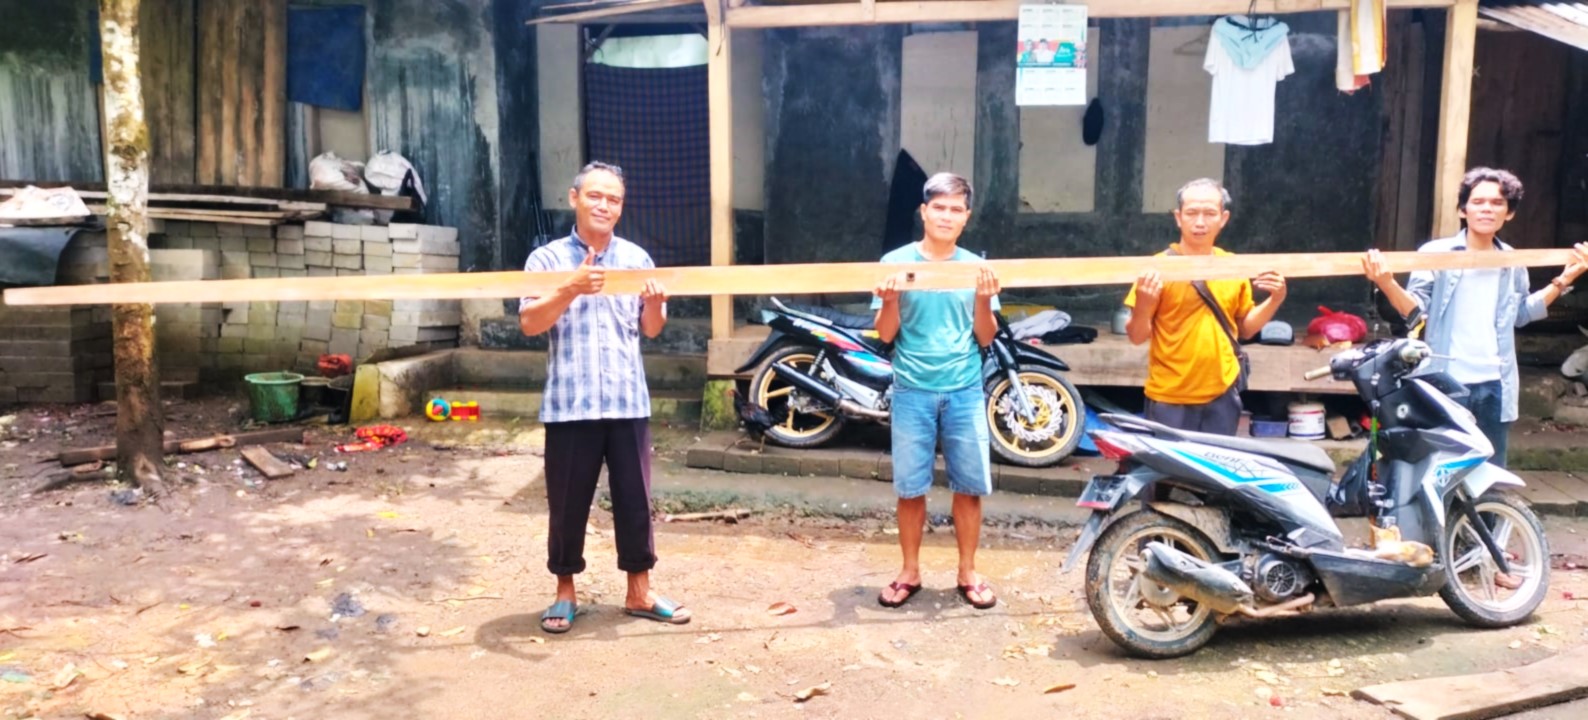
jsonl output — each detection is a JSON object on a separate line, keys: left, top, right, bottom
{"left": 425, "top": 397, "right": 479, "bottom": 422}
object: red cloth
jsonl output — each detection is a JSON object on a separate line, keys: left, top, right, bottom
{"left": 318, "top": 354, "right": 353, "bottom": 378}
{"left": 334, "top": 424, "right": 408, "bottom": 453}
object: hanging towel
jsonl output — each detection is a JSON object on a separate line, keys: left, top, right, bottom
{"left": 1351, "top": 0, "right": 1387, "bottom": 76}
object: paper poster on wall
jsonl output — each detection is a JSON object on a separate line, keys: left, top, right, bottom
{"left": 1016, "top": 4, "right": 1088, "bottom": 106}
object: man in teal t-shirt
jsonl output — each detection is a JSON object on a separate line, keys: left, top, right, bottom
{"left": 871, "top": 172, "right": 1001, "bottom": 611}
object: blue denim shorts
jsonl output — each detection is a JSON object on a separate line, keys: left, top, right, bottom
{"left": 890, "top": 385, "right": 992, "bottom": 499}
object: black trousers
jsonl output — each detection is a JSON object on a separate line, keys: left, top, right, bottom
{"left": 1145, "top": 384, "right": 1244, "bottom": 436}
{"left": 543, "top": 418, "right": 656, "bottom": 576}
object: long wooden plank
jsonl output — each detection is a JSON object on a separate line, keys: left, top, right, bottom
{"left": 725, "top": 0, "right": 1456, "bottom": 29}
{"left": 260, "top": 0, "right": 287, "bottom": 188}
{"left": 1432, "top": 0, "right": 1480, "bottom": 237}
{"left": 706, "top": 0, "right": 735, "bottom": 340}
{"left": 1352, "top": 645, "right": 1588, "bottom": 720}
{"left": 0, "top": 181, "right": 411, "bottom": 211}
{"left": 240, "top": 446, "right": 295, "bottom": 479}
{"left": 5, "top": 249, "right": 1579, "bottom": 307}
{"left": 57, "top": 427, "right": 306, "bottom": 466}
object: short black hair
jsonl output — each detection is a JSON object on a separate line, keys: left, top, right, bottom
{"left": 572, "top": 161, "right": 625, "bottom": 191}
{"left": 1457, "top": 167, "right": 1523, "bottom": 212}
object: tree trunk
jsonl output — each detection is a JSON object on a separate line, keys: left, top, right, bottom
{"left": 100, "top": 0, "right": 168, "bottom": 499}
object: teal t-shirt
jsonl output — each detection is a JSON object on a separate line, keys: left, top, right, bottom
{"left": 870, "top": 243, "right": 1000, "bottom": 392}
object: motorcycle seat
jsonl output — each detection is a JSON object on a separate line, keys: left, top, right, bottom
{"left": 779, "top": 303, "right": 877, "bottom": 330}
{"left": 1103, "top": 414, "right": 1335, "bottom": 475}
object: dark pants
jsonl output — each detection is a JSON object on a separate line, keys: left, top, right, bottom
{"left": 1146, "top": 385, "right": 1243, "bottom": 436}
{"left": 543, "top": 418, "right": 656, "bottom": 576}
{"left": 1459, "top": 380, "right": 1510, "bottom": 468}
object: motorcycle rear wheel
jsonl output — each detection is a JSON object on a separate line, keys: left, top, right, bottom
{"left": 985, "top": 367, "right": 1084, "bottom": 467}
{"left": 1084, "top": 510, "right": 1222, "bottom": 659}
{"left": 1438, "top": 492, "right": 1550, "bottom": 628}
{"left": 750, "top": 346, "right": 846, "bottom": 449}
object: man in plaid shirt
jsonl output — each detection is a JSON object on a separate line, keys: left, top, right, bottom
{"left": 519, "top": 162, "right": 689, "bottom": 633}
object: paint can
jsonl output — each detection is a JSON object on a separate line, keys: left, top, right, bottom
{"left": 1288, "top": 401, "right": 1326, "bottom": 440}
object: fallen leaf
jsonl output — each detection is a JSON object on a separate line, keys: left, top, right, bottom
{"left": 13, "top": 552, "right": 46, "bottom": 564}
{"left": 177, "top": 660, "right": 210, "bottom": 675}
{"left": 416, "top": 626, "right": 431, "bottom": 637}
{"left": 696, "top": 632, "right": 723, "bottom": 644}
{"left": 274, "top": 625, "right": 301, "bottom": 633}
{"left": 84, "top": 713, "right": 127, "bottom": 720}
{"left": 52, "top": 663, "right": 79, "bottom": 689}
{"left": 744, "top": 664, "right": 762, "bottom": 674}
{"left": 1043, "top": 683, "right": 1076, "bottom": 695}
{"left": 0, "top": 652, "right": 13, "bottom": 662}
{"left": 1322, "top": 688, "right": 1349, "bottom": 697}
{"left": 736, "top": 692, "right": 758, "bottom": 702}
{"left": 438, "top": 626, "right": 467, "bottom": 637}
{"left": 794, "top": 682, "right": 831, "bottom": 702}
{"left": 528, "top": 636, "right": 545, "bottom": 645}
{"left": 377, "top": 511, "right": 401, "bottom": 519}
{"left": 767, "top": 602, "right": 797, "bottom": 616}
{"left": 991, "top": 677, "right": 1020, "bottom": 687}
{"left": 303, "top": 647, "right": 333, "bottom": 663}
{"left": 1024, "top": 644, "right": 1053, "bottom": 657}
{"left": 1255, "top": 670, "right": 1285, "bottom": 685}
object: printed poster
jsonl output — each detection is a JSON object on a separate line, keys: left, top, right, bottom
{"left": 1016, "top": 4, "right": 1087, "bottom": 106}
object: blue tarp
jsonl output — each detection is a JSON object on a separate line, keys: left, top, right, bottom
{"left": 287, "top": 5, "right": 366, "bottom": 111}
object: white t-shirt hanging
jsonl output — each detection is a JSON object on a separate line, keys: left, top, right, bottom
{"left": 1205, "top": 29, "right": 1295, "bottom": 146}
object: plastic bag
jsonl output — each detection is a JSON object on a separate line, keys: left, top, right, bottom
{"left": 1307, "top": 305, "right": 1367, "bottom": 344}
{"left": 308, "top": 152, "right": 367, "bottom": 193}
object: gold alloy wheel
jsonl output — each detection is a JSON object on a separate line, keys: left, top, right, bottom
{"left": 754, "top": 351, "right": 839, "bottom": 440}
{"left": 987, "top": 370, "right": 1080, "bottom": 461}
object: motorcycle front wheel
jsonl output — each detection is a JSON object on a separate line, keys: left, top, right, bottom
{"left": 1438, "top": 492, "right": 1550, "bottom": 628}
{"left": 985, "top": 366, "right": 1084, "bottom": 467}
{"left": 750, "top": 345, "right": 845, "bottom": 449}
{"left": 1084, "top": 510, "right": 1222, "bottom": 659}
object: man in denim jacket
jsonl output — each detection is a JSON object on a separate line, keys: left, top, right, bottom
{"left": 1363, "top": 167, "right": 1588, "bottom": 467}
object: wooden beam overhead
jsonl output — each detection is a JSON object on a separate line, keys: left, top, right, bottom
{"left": 7, "top": 249, "right": 1578, "bottom": 307}
{"left": 726, "top": 0, "right": 1456, "bottom": 29}
{"left": 1432, "top": 0, "right": 1480, "bottom": 237}
{"left": 706, "top": 0, "right": 737, "bottom": 340}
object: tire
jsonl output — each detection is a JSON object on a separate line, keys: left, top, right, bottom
{"left": 1084, "top": 510, "right": 1223, "bottom": 659}
{"left": 985, "top": 366, "right": 1084, "bottom": 468}
{"left": 1438, "top": 492, "right": 1550, "bottom": 628}
{"left": 749, "top": 345, "right": 845, "bottom": 449}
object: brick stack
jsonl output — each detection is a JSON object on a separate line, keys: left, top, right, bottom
{"left": 0, "top": 306, "right": 112, "bottom": 403}
{"left": 389, "top": 223, "right": 461, "bottom": 349}
{"left": 149, "top": 249, "right": 222, "bottom": 396}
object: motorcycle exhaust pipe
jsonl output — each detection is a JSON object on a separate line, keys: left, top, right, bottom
{"left": 770, "top": 364, "right": 889, "bottom": 420}
{"left": 1140, "top": 542, "right": 1255, "bottom": 616}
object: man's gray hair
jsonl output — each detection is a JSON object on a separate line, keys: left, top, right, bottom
{"left": 1175, "top": 177, "right": 1232, "bottom": 210}
{"left": 572, "top": 161, "right": 625, "bottom": 191}
{"left": 923, "top": 172, "right": 973, "bottom": 206}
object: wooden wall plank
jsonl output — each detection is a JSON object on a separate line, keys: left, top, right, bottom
{"left": 1432, "top": 0, "right": 1479, "bottom": 237}
{"left": 261, "top": 0, "right": 287, "bottom": 188}
{"left": 195, "top": 0, "right": 285, "bottom": 187}
{"left": 140, "top": 0, "right": 196, "bottom": 184}
{"left": 1466, "top": 28, "right": 1568, "bottom": 251}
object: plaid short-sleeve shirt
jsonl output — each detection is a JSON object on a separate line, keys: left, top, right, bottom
{"left": 520, "top": 233, "right": 658, "bottom": 422}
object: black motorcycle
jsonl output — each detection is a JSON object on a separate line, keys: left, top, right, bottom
{"left": 734, "top": 298, "right": 1085, "bottom": 467}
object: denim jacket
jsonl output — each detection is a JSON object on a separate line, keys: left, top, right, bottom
{"left": 1401, "top": 231, "right": 1550, "bottom": 422}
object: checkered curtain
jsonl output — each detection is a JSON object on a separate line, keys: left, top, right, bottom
{"left": 583, "top": 64, "right": 710, "bottom": 267}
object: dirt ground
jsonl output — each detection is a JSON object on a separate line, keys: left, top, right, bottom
{"left": 2, "top": 397, "right": 1588, "bottom": 720}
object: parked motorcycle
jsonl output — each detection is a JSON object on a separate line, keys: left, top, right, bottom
{"left": 1062, "top": 335, "right": 1549, "bottom": 658}
{"left": 734, "top": 298, "right": 1085, "bottom": 467}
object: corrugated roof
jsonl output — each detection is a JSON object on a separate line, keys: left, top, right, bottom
{"left": 1480, "top": 1, "right": 1588, "bottom": 52}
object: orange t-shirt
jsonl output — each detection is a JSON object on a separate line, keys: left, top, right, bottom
{"left": 1124, "top": 245, "right": 1254, "bottom": 405}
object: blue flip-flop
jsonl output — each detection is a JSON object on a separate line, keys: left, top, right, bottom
{"left": 540, "top": 599, "right": 578, "bottom": 634}
{"left": 624, "top": 596, "right": 691, "bottom": 625}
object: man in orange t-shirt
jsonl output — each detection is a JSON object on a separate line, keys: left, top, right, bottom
{"left": 1124, "top": 178, "right": 1289, "bottom": 435}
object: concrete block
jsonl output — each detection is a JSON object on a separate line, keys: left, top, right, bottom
{"left": 276, "top": 313, "right": 306, "bottom": 328}
{"left": 192, "top": 237, "right": 221, "bottom": 251}
{"left": 420, "top": 255, "right": 459, "bottom": 271}
{"left": 392, "top": 239, "right": 419, "bottom": 255}
{"left": 364, "top": 256, "right": 393, "bottom": 274}
{"left": 278, "top": 301, "right": 307, "bottom": 316}
{"left": 250, "top": 301, "right": 279, "bottom": 316}
{"left": 299, "top": 338, "right": 330, "bottom": 355}
{"left": 305, "top": 220, "right": 335, "bottom": 238}
{"left": 360, "top": 225, "right": 389, "bottom": 242}
{"left": 362, "top": 314, "right": 391, "bottom": 331}
{"left": 332, "top": 224, "right": 362, "bottom": 240}
{"left": 253, "top": 267, "right": 280, "bottom": 278}
{"left": 276, "top": 224, "right": 305, "bottom": 241}
{"left": 247, "top": 325, "right": 277, "bottom": 340}
{"left": 163, "top": 236, "right": 195, "bottom": 249}
{"left": 392, "top": 310, "right": 462, "bottom": 327}
{"left": 305, "top": 236, "right": 333, "bottom": 252}
{"left": 333, "top": 253, "right": 362, "bottom": 270}
{"left": 329, "top": 328, "right": 359, "bottom": 356}
{"left": 388, "top": 223, "right": 420, "bottom": 240}
{"left": 164, "top": 220, "right": 191, "bottom": 236}
{"left": 274, "top": 325, "right": 303, "bottom": 341}
{"left": 221, "top": 250, "right": 251, "bottom": 267}
{"left": 392, "top": 253, "right": 422, "bottom": 269}
{"left": 243, "top": 223, "right": 274, "bottom": 238}
{"left": 360, "top": 328, "right": 389, "bottom": 345}
{"left": 250, "top": 252, "right": 279, "bottom": 268}
{"left": 417, "top": 225, "right": 461, "bottom": 255}
{"left": 309, "top": 267, "right": 337, "bottom": 277}
{"left": 217, "top": 223, "right": 248, "bottom": 237}
{"left": 217, "top": 337, "right": 245, "bottom": 353}
{"left": 276, "top": 238, "right": 305, "bottom": 255}
{"left": 276, "top": 253, "right": 306, "bottom": 270}
{"left": 279, "top": 268, "right": 307, "bottom": 277}
{"left": 308, "top": 300, "right": 337, "bottom": 311}
{"left": 301, "top": 323, "right": 332, "bottom": 342}
{"left": 365, "top": 299, "right": 394, "bottom": 317}
{"left": 363, "top": 240, "right": 393, "bottom": 257}
{"left": 244, "top": 338, "right": 279, "bottom": 354}
{"left": 221, "top": 264, "right": 251, "bottom": 280}
{"left": 220, "top": 324, "right": 250, "bottom": 339}
{"left": 305, "top": 250, "right": 333, "bottom": 267}
{"left": 374, "top": 349, "right": 457, "bottom": 418}
{"left": 332, "top": 238, "right": 361, "bottom": 255}
{"left": 338, "top": 268, "right": 363, "bottom": 276}
{"left": 219, "top": 237, "right": 249, "bottom": 253}
{"left": 332, "top": 311, "right": 363, "bottom": 330}
{"left": 394, "top": 299, "right": 461, "bottom": 313}
{"left": 247, "top": 237, "right": 276, "bottom": 253}
{"left": 188, "top": 222, "right": 217, "bottom": 238}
